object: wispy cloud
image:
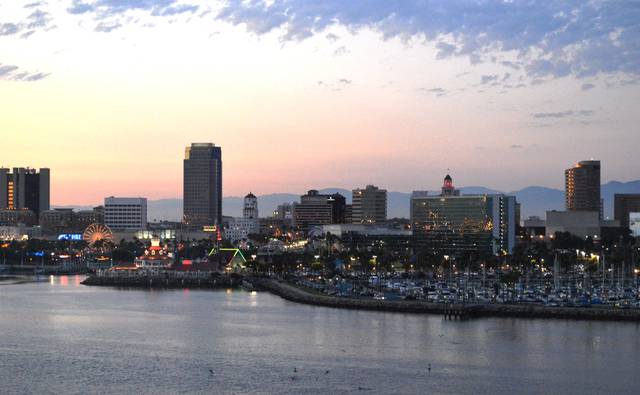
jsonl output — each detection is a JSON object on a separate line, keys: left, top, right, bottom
{"left": 317, "top": 78, "right": 353, "bottom": 91}
{"left": 67, "top": 0, "right": 199, "bottom": 31}
{"left": 215, "top": 1, "right": 640, "bottom": 81}
{"left": 0, "top": 63, "right": 50, "bottom": 82}
{"left": 531, "top": 110, "right": 594, "bottom": 119}
{"left": 581, "top": 83, "right": 596, "bottom": 91}
{"left": 0, "top": 23, "right": 20, "bottom": 36}
{"left": 480, "top": 74, "right": 499, "bottom": 85}
{"left": 419, "top": 87, "right": 447, "bottom": 97}
{"left": 333, "top": 46, "right": 350, "bottom": 56}
{"left": 0, "top": 5, "right": 54, "bottom": 39}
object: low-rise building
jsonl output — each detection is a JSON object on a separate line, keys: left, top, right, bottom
{"left": 545, "top": 210, "right": 602, "bottom": 240}
{"left": 104, "top": 197, "right": 147, "bottom": 231}
{"left": 293, "top": 190, "right": 347, "bottom": 231}
{"left": 614, "top": 194, "right": 640, "bottom": 230}
{"left": 0, "top": 209, "right": 36, "bottom": 226}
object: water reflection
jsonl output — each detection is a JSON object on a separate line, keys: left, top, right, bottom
{"left": 0, "top": 279, "right": 638, "bottom": 394}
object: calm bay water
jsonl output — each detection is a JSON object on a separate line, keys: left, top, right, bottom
{"left": 1, "top": 276, "right": 639, "bottom": 394}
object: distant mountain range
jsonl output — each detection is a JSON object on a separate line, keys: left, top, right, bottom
{"left": 56, "top": 180, "right": 640, "bottom": 222}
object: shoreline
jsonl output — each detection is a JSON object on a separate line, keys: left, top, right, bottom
{"left": 253, "top": 278, "right": 640, "bottom": 322}
{"left": 79, "top": 274, "right": 640, "bottom": 322}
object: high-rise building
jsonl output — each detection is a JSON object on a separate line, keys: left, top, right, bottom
{"left": 410, "top": 174, "right": 517, "bottom": 255}
{"left": 183, "top": 143, "right": 222, "bottom": 227}
{"left": 104, "top": 197, "right": 147, "bottom": 230}
{"left": 565, "top": 160, "right": 601, "bottom": 213}
{"left": 0, "top": 167, "right": 50, "bottom": 218}
{"left": 293, "top": 190, "right": 346, "bottom": 231}
{"left": 352, "top": 185, "right": 387, "bottom": 224}
{"left": 614, "top": 194, "right": 640, "bottom": 230}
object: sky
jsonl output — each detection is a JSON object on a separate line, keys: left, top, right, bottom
{"left": 1, "top": 0, "right": 639, "bottom": 205}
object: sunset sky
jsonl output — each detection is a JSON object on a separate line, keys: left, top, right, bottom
{"left": 1, "top": 1, "right": 639, "bottom": 205}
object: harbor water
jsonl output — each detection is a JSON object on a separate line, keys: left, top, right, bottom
{"left": 1, "top": 276, "right": 639, "bottom": 394}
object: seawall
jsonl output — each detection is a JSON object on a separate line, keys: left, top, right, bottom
{"left": 81, "top": 274, "right": 238, "bottom": 289}
{"left": 254, "top": 279, "right": 640, "bottom": 322}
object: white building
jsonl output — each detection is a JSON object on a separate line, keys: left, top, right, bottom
{"left": 224, "top": 193, "right": 260, "bottom": 242}
{"left": 104, "top": 197, "right": 147, "bottom": 230}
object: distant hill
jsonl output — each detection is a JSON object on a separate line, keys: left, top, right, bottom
{"left": 54, "top": 180, "right": 640, "bottom": 222}
{"left": 508, "top": 186, "right": 565, "bottom": 219}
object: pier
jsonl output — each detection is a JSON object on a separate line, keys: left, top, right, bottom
{"left": 81, "top": 271, "right": 240, "bottom": 289}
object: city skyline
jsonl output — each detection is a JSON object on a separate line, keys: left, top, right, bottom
{"left": 1, "top": 1, "right": 639, "bottom": 205}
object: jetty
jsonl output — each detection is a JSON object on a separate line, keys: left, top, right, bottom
{"left": 250, "top": 278, "right": 640, "bottom": 322}
{"left": 81, "top": 271, "right": 240, "bottom": 289}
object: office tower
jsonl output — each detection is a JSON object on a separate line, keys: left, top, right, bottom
{"left": 410, "top": 174, "right": 516, "bottom": 255}
{"left": 104, "top": 197, "right": 147, "bottom": 230}
{"left": 352, "top": 185, "right": 387, "bottom": 224}
{"left": 565, "top": 160, "right": 601, "bottom": 213}
{"left": 0, "top": 167, "right": 50, "bottom": 218}
{"left": 183, "top": 143, "right": 222, "bottom": 227}
{"left": 293, "top": 190, "right": 346, "bottom": 231}
{"left": 614, "top": 194, "right": 640, "bottom": 230}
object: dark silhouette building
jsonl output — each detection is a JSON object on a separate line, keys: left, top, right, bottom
{"left": 293, "top": 190, "right": 346, "bottom": 231}
{"left": 183, "top": 143, "right": 222, "bottom": 227}
{"left": 614, "top": 194, "right": 640, "bottom": 230}
{"left": 0, "top": 167, "right": 50, "bottom": 218}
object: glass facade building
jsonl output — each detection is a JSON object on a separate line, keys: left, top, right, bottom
{"left": 411, "top": 193, "right": 516, "bottom": 255}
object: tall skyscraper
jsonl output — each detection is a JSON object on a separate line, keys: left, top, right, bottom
{"left": 565, "top": 160, "right": 601, "bottom": 213}
{"left": 352, "top": 185, "right": 387, "bottom": 224}
{"left": 0, "top": 167, "right": 50, "bottom": 217}
{"left": 183, "top": 143, "right": 222, "bottom": 227}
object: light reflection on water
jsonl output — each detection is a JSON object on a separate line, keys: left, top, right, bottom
{"left": 0, "top": 276, "right": 639, "bottom": 395}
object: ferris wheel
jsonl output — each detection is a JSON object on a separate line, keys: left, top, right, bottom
{"left": 82, "top": 223, "right": 114, "bottom": 245}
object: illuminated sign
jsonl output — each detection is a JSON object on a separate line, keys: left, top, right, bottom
{"left": 30, "top": 251, "right": 45, "bottom": 257}
{"left": 203, "top": 226, "right": 218, "bottom": 232}
{"left": 630, "top": 212, "right": 640, "bottom": 237}
{"left": 58, "top": 234, "right": 83, "bottom": 241}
